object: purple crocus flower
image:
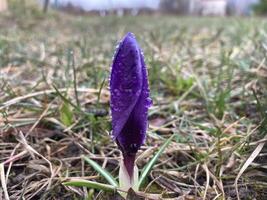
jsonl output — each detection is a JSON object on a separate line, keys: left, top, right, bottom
{"left": 110, "top": 32, "right": 151, "bottom": 183}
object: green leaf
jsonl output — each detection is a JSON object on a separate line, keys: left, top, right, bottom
{"left": 63, "top": 179, "right": 116, "bottom": 193}
{"left": 82, "top": 155, "right": 119, "bottom": 187}
{"left": 138, "top": 134, "right": 175, "bottom": 189}
{"left": 60, "top": 102, "right": 73, "bottom": 126}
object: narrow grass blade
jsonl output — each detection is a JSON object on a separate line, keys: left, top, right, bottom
{"left": 234, "top": 134, "right": 267, "bottom": 200}
{"left": 82, "top": 155, "right": 119, "bottom": 187}
{"left": 52, "top": 84, "right": 79, "bottom": 111}
{"left": 52, "top": 85, "right": 91, "bottom": 118}
{"left": 63, "top": 179, "right": 116, "bottom": 193}
{"left": 0, "top": 164, "right": 10, "bottom": 200}
{"left": 97, "top": 76, "right": 106, "bottom": 106}
{"left": 138, "top": 134, "right": 175, "bottom": 189}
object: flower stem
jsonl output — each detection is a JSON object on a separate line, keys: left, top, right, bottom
{"left": 119, "top": 154, "right": 138, "bottom": 196}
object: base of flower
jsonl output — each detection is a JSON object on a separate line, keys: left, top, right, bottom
{"left": 119, "top": 156, "right": 138, "bottom": 197}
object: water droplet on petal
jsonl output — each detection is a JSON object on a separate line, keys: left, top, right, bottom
{"left": 114, "top": 89, "right": 120, "bottom": 96}
{"left": 146, "top": 97, "right": 153, "bottom": 106}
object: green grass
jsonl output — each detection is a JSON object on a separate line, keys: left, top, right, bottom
{"left": 0, "top": 2, "right": 267, "bottom": 199}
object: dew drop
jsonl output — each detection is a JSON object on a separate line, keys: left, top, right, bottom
{"left": 124, "top": 89, "right": 132, "bottom": 93}
{"left": 114, "top": 89, "right": 120, "bottom": 96}
{"left": 146, "top": 97, "right": 153, "bottom": 107}
{"left": 113, "top": 107, "right": 120, "bottom": 112}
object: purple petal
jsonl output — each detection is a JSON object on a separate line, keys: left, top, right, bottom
{"left": 110, "top": 33, "right": 151, "bottom": 156}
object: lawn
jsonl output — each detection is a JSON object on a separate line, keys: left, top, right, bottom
{"left": 0, "top": 3, "right": 267, "bottom": 200}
